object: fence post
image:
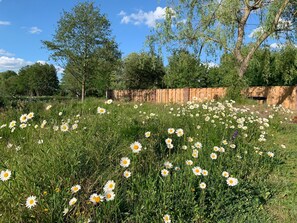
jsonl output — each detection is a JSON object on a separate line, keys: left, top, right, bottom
{"left": 183, "top": 88, "right": 190, "bottom": 103}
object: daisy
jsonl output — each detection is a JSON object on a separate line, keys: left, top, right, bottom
{"left": 168, "top": 128, "right": 175, "bottom": 134}
{"left": 227, "top": 177, "right": 238, "bottom": 186}
{"left": 72, "top": 124, "right": 78, "bottom": 130}
{"left": 45, "top": 105, "right": 52, "bottom": 110}
{"left": 63, "top": 208, "right": 69, "bottom": 216}
{"left": 213, "top": 146, "right": 219, "bottom": 152}
{"left": 165, "top": 138, "right": 172, "bottom": 144}
{"left": 105, "top": 99, "right": 113, "bottom": 104}
{"left": 176, "top": 128, "right": 184, "bottom": 137}
{"left": 163, "top": 214, "right": 171, "bottom": 223}
{"left": 186, "top": 160, "right": 193, "bottom": 166}
{"left": 120, "top": 157, "right": 131, "bottom": 168}
{"left": 194, "top": 142, "right": 202, "bottom": 149}
{"left": 0, "top": 169, "right": 11, "bottom": 181}
{"left": 104, "top": 180, "right": 116, "bottom": 192}
{"left": 145, "top": 131, "right": 151, "bottom": 138}
{"left": 167, "top": 143, "right": 174, "bottom": 149}
{"left": 9, "top": 120, "right": 16, "bottom": 129}
{"left": 192, "top": 149, "right": 198, "bottom": 158}
{"left": 161, "top": 169, "right": 169, "bottom": 177}
{"left": 222, "top": 171, "right": 229, "bottom": 178}
{"left": 130, "top": 141, "right": 142, "bottom": 153}
{"left": 27, "top": 112, "right": 34, "bottom": 119}
{"left": 123, "top": 170, "right": 131, "bottom": 178}
{"left": 71, "top": 185, "right": 81, "bottom": 193}
{"left": 199, "top": 182, "right": 206, "bottom": 189}
{"left": 202, "top": 170, "right": 208, "bottom": 176}
{"left": 210, "top": 153, "right": 217, "bottom": 160}
{"left": 89, "top": 193, "right": 104, "bottom": 204}
{"left": 69, "top": 197, "right": 77, "bottom": 206}
{"left": 97, "top": 107, "right": 106, "bottom": 114}
{"left": 219, "top": 147, "right": 225, "bottom": 153}
{"left": 20, "top": 114, "right": 28, "bottom": 123}
{"left": 192, "top": 166, "right": 202, "bottom": 176}
{"left": 53, "top": 126, "right": 59, "bottom": 131}
{"left": 187, "top": 137, "right": 193, "bottom": 142}
{"left": 26, "top": 196, "right": 37, "bottom": 209}
{"left": 41, "top": 120, "right": 47, "bottom": 128}
{"left": 267, "top": 152, "right": 274, "bottom": 158}
{"left": 164, "top": 161, "right": 173, "bottom": 169}
{"left": 182, "top": 145, "right": 188, "bottom": 150}
{"left": 230, "top": 144, "right": 236, "bottom": 149}
{"left": 105, "top": 191, "right": 115, "bottom": 201}
{"left": 60, "top": 123, "right": 69, "bottom": 132}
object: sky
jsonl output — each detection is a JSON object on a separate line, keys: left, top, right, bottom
{"left": 0, "top": 0, "right": 289, "bottom": 74}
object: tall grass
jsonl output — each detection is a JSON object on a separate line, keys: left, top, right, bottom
{"left": 0, "top": 98, "right": 292, "bottom": 222}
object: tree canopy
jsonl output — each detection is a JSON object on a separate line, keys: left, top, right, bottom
{"left": 43, "top": 2, "right": 121, "bottom": 101}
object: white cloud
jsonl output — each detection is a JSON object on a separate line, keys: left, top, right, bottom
{"left": 29, "top": 26, "right": 42, "bottom": 34}
{"left": 0, "top": 56, "right": 33, "bottom": 72}
{"left": 248, "top": 26, "right": 264, "bottom": 38}
{"left": 0, "top": 20, "right": 11, "bottom": 26}
{"left": 0, "top": 49, "right": 14, "bottom": 57}
{"left": 203, "top": 62, "right": 219, "bottom": 68}
{"left": 270, "top": 43, "right": 297, "bottom": 49}
{"left": 119, "top": 7, "right": 170, "bottom": 28}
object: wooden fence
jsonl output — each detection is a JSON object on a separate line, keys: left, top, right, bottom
{"left": 108, "top": 86, "right": 297, "bottom": 110}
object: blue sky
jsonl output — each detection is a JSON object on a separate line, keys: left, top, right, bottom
{"left": 0, "top": 0, "right": 170, "bottom": 73}
{"left": 0, "top": 0, "right": 288, "bottom": 74}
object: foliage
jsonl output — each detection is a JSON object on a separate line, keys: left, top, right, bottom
{"left": 122, "top": 52, "right": 165, "bottom": 89}
{"left": 43, "top": 2, "right": 121, "bottom": 101}
{"left": 150, "top": 0, "right": 296, "bottom": 78}
{"left": 165, "top": 50, "right": 210, "bottom": 88}
{"left": 0, "top": 98, "right": 292, "bottom": 222}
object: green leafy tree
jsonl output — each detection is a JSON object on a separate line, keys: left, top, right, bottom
{"left": 151, "top": 0, "right": 296, "bottom": 78}
{"left": 18, "top": 63, "right": 59, "bottom": 96}
{"left": 165, "top": 50, "right": 210, "bottom": 88}
{"left": 43, "top": 2, "right": 121, "bottom": 101}
{"left": 122, "top": 52, "right": 165, "bottom": 89}
{"left": 0, "top": 71, "right": 19, "bottom": 98}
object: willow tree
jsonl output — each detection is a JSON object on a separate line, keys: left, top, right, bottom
{"left": 43, "top": 2, "right": 120, "bottom": 101}
{"left": 151, "top": 0, "right": 296, "bottom": 78}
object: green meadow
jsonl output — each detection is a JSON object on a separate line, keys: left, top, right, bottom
{"left": 0, "top": 98, "right": 296, "bottom": 223}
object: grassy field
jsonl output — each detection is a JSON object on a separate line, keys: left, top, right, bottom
{"left": 0, "top": 98, "right": 296, "bottom": 223}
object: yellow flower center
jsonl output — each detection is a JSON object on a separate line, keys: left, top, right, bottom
{"left": 123, "top": 160, "right": 127, "bottom": 164}
{"left": 133, "top": 145, "right": 139, "bottom": 150}
{"left": 4, "top": 172, "right": 9, "bottom": 178}
{"left": 29, "top": 200, "right": 34, "bottom": 205}
{"left": 229, "top": 180, "right": 233, "bottom": 184}
{"left": 109, "top": 184, "right": 113, "bottom": 189}
{"left": 106, "top": 194, "right": 111, "bottom": 199}
{"left": 73, "top": 187, "right": 78, "bottom": 191}
{"left": 94, "top": 196, "right": 100, "bottom": 203}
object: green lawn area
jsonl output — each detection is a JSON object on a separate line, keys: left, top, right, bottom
{"left": 0, "top": 98, "right": 296, "bottom": 222}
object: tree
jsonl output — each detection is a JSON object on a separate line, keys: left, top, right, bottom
{"left": 165, "top": 50, "right": 209, "bottom": 88}
{"left": 151, "top": 0, "right": 296, "bottom": 78}
{"left": 122, "top": 52, "right": 165, "bottom": 89}
{"left": 0, "top": 70, "right": 18, "bottom": 96}
{"left": 43, "top": 2, "right": 121, "bottom": 101}
{"left": 18, "top": 63, "right": 59, "bottom": 96}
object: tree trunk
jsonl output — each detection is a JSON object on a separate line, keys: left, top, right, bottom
{"left": 81, "top": 78, "right": 85, "bottom": 102}
{"left": 238, "top": 60, "right": 249, "bottom": 78}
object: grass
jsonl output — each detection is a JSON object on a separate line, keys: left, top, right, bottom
{"left": 0, "top": 98, "right": 296, "bottom": 222}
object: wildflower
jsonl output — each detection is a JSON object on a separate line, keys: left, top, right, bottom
{"left": 45, "top": 105, "right": 52, "bottom": 110}
{"left": 222, "top": 171, "right": 229, "bottom": 178}
{"left": 27, "top": 112, "right": 34, "bottom": 119}
{"left": 199, "top": 182, "right": 206, "bottom": 189}
{"left": 105, "top": 99, "right": 113, "bottom": 104}
{"left": 163, "top": 214, "right": 171, "bottom": 223}
{"left": 97, "top": 107, "right": 106, "bottom": 114}
{"left": 182, "top": 145, "right": 188, "bottom": 150}
{"left": 69, "top": 197, "right": 77, "bottom": 206}
{"left": 41, "top": 120, "right": 47, "bottom": 128}
{"left": 123, "top": 170, "right": 131, "bottom": 178}
{"left": 165, "top": 138, "right": 172, "bottom": 144}
{"left": 38, "top": 139, "right": 43, "bottom": 144}
{"left": 280, "top": 144, "right": 286, "bottom": 149}
{"left": 202, "top": 170, "right": 208, "bottom": 176}
{"left": 227, "top": 177, "right": 238, "bottom": 186}
{"left": 210, "top": 153, "right": 217, "bottom": 160}
{"left": 194, "top": 142, "right": 202, "bottom": 149}
{"left": 130, "top": 141, "right": 142, "bottom": 153}
{"left": 219, "top": 147, "right": 225, "bottom": 153}
{"left": 161, "top": 169, "right": 169, "bottom": 177}
{"left": 63, "top": 208, "right": 69, "bottom": 216}
{"left": 213, "top": 146, "right": 219, "bottom": 152}
{"left": 168, "top": 128, "right": 175, "bottom": 134}
{"left": 164, "top": 161, "right": 173, "bottom": 169}
{"left": 192, "top": 166, "right": 202, "bottom": 176}
{"left": 186, "top": 160, "right": 193, "bottom": 166}
{"left": 267, "top": 152, "right": 274, "bottom": 158}
{"left": 105, "top": 191, "right": 115, "bottom": 201}
{"left": 134, "top": 105, "right": 138, "bottom": 109}
{"left": 20, "top": 114, "right": 28, "bottom": 123}
{"left": 187, "top": 137, "right": 193, "bottom": 142}
{"left": 0, "top": 169, "right": 11, "bottom": 181}
{"left": 192, "top": 149, "right": 198, "bottom": 158}
{"left": 7, "top": 143, "right": 13, "bottom": 148}
{"left": 89, "top": 193, "right": 104, "bottom": 204}
{"left": 71, "top": 185, "right": 81, "bottom": 193}
{"left": 174, "top": 166, "right": 180, "bottom": 171}
{"left": 20, "top": 123, "right": 27, "bottom": 129}
{"left": 34, "top": 125, "right": 39, "bottom": 129}
{"left": 72, "top": 124, "right": 78, "bottom": 130}
{"left": 120, "top": 157, "right": 131, "bottom": 168}
{"left": 104, "top": 180, "right": 116, "bottom": 192}
{"left": 60, "top": 123, "right": 69, "bottom": 132}
{"left": 167, "top": 143, "right": 174, "bottom": 149}
{"left": 145, "top": 131, "right": 151, "bottom": 138}
{"left": 230, "top": 144, "right": 236, "bottom": 149}
{"left": 26, "top": 196, "right": 37, "bottom": 209}
{"left": 53, "top": 126, "right": 59, "bottom": 131}
{"left": 176, "top": 128, "right": 184, "bottom": 137}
